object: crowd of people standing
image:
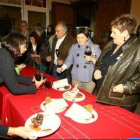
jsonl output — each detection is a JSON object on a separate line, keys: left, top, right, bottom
{"left": 0, "top": 13, "right": 140, "bottom": 139}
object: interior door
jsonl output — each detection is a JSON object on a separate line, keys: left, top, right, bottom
{"left": 52, "top": 2, "right": 76, "bottom": 37}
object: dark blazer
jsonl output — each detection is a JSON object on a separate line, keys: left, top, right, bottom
{"left": 0, "top": 125, "right": 8, "bottom": 137}
{"left": 49, "top": 34, "right": 76, "bottom": 74}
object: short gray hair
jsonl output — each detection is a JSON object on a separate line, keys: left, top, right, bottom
{"left": 57, "top": 21, "right": 68, "bottom": 32}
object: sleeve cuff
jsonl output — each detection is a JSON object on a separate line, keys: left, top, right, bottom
{"left": 123, "top": 82, "right": 131, "bottom": 94}
{"left": 62, "top": 64, "right": 68, "bottom": 72}
{"left": 0, "top": 125, "right": 9, "bottom": 136}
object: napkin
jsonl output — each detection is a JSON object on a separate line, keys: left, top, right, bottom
{"left": 16, "top": 63, "right": 26, "bottom": 70}
{"left": 53, "top": 78, "right": 69, "bottom": 88}
{"left": 45, "top": 98, "right": 68, "bottom": 112}
{"left": 65, "top": 103, "right": 92, "bottom": 120}
{"left": 66, "top": 84, "right": 79, "bottom": 98}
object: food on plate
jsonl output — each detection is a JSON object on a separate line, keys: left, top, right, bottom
{"left": 45, "top": 97, "right": 51, "bottom": 104}
{"left": 29, "top": 113, "right": 44, "bottom": 131}
{"left": 65, "top": 92, "right": 83, "bottom": 99}
{"left": 64, "top": 85, "right": 70, "bottom": 90}
{"left": 85, "top": 104, "right": 93, "bottom": 114}
{"left": 65, "top": 93, "right": 70, "bottom": 99}
{"left": 43, "top": 129, "right": 52, "bottom": 132}
{"left": 85, "top": 104, "right": 95, "bottom": 121}
{"left": 75, "top": 93, "right": 83, "bottom": 98}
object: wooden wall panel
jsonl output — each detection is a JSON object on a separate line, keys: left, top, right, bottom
{"left": 52, "top": 2, "right": 76, "bottom": 37}
{"left": 94, "top": 0, "right": 131, "bottom": 49}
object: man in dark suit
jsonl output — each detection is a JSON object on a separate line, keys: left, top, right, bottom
{"left": 46, "top": 21, "right": 76, "bottom": 83}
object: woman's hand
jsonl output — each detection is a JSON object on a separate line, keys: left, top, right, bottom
{"left": 85, "top": 55, "right": 97, "bottom": 64}
{"left": 113, "top": 84, "right": 124, "bottom": 93}
{"left": 8, "top": 127, "right": 37, "bottom": 139}
{"left": 32, "top": 76, "right": 35, "bottom": 82}
{"left": 46, "top": 56, "right": 52, "bottom": 62}
{"left": 84, "top": 55, "right": 92, "bottom": 62}
{"left": 30, "top": 54, "right": 39, "bottom": 58}
{"left": 35, "top": 77, "right": 46, "bottom": 89}
{"left": 94, "top": 70, "right": 102, "bottom": 80}
{"left": 57, "top": 67, "right": 63, "bottom": 73}
{"left": 57, "top": 59, "right": 63, "bottom": 65}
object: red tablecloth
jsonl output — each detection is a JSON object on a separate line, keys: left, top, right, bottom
{"left": 0, "top": 65, "right": 140, "bottom": 139}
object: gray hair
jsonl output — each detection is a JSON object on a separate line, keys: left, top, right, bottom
{"left": 57, "top": 21, "right": 68, "bottom": 32}
{"left": 21, "top": 20, "right": 28, "bottom": 26}
{"left": 35, "top": 26, "right": 43, "bottom": 34}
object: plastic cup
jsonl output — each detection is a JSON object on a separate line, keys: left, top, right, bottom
{"left": 15, "top": 67, "right": 20, "bottom": 75}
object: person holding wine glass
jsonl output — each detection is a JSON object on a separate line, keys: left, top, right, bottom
{"left": 0, "top": 32, "right": 45, "bottom": 95}
{"left": 0, "top": 32, "right": 46, "bottom": 139}
{"left": 57, "top": 28, "right": 101, "bottom": 93}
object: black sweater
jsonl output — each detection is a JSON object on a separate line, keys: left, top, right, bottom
{"left": 0, "top": 48, "right": 37, "bottom": 94}
{"left": 0, "top": 48, "right": 37, "bottom": 136}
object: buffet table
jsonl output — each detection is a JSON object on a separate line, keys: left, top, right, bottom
{"left": 0, "top": 65, "right": 140, "bottom": 139}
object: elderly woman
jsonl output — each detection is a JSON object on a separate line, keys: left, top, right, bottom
{"left": 57, "top": 28, "right": 101, "bottom": 93}
{"left": 94, "top": 14, "right": 140, "bottom": 112}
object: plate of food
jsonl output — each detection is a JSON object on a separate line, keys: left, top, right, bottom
{"left": 63, "top": 91, "right": 85, "bottom": 102}
{"left": 52, "top": 84, "right": 71, "bottom": 91}
{"left": 40, "top": 97, "right": 68, "bottom": 113}
{"left": 71, "top": 109, "right": 98, "bottom": 124}
{"left": 25, "top": 112, "right": 61, "bottom": 137}
{"left": 52, "top": 78, "right": 71, "bottom": 91}
{"left": 65, "top": 103, "right": 98, "bottom": 124}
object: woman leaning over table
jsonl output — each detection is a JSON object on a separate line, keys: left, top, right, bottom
{"left": 0, "top": 33, "right": 44, "bottom": 138}
{"left": 94, "top": 14, "right": 140, "bottom": 112}
{"left": 57, "top": 27, "right": 101, "bottom": 93}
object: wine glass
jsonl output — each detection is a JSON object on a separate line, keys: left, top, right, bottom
{"left": 35, "top": 70, "right": 41, "bottom": 81}
{"left": 84, "top": 46, "right": 92, "bottom": 64}
{"left": 44, "top": 79, "right": 52, "bottom": 90}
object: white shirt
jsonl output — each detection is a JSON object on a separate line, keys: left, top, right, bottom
{"left": 54, "top": 34, "right": 67, "bottom": 65}
{"left": 32, "top": 44, "right": 37, "bottom": 52}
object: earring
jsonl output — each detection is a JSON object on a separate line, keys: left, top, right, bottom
{"left": 124, "top": 37, "right": 126, "bottom": 42}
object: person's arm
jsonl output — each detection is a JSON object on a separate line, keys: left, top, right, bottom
{"left": 62, "top": 44, "right": 75, "bottom": 70}
{"left": 56, "top": 45, "right": 75, "bottom": 73}
{"left": 0, "top": 125, "right": 8, "bottom": 137}
{"left": 114, "top": 64, "right": 140, "bottom": 94}
{"left": 0, "top": 52, "right": 37, "bottom": 95}
{"left": 8, "top": 127, "right": 37, "bottom": 139}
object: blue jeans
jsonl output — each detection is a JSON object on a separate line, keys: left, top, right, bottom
{"left": 52, "top": 64, "right": 71, "bottom": 84}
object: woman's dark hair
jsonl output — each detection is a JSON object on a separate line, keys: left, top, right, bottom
{"left": 136, "top": 25, "right": 140, "bottom": 37}
{"left": 111, "top": 14, "right": 137, "bottom": 34}
{"left": 29, "top": 32, "right": 38, "bottom": 44}
{"left": 1, "top": 32, "right": 27, "bottom": 59}
{"left": 77, "top": 28, "right": 89, "bottom": 38}
{"left": 47, "top": 25, "right": 55, "bottom": 34}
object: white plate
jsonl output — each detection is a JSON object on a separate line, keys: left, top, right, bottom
{"left": 40, "top": 100, "right": 66, "bottom": 113}
{"left": 63, "top": 91, "right": 85, "bottom": 102}
{"left": 52, "top": 84, "right": 71, "bottom": 91}
{"left": 25, "top": 112, "right": 61, "bottom": 137}
{"left": 71, "top": 109, "right": 98, "bottom": 124}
